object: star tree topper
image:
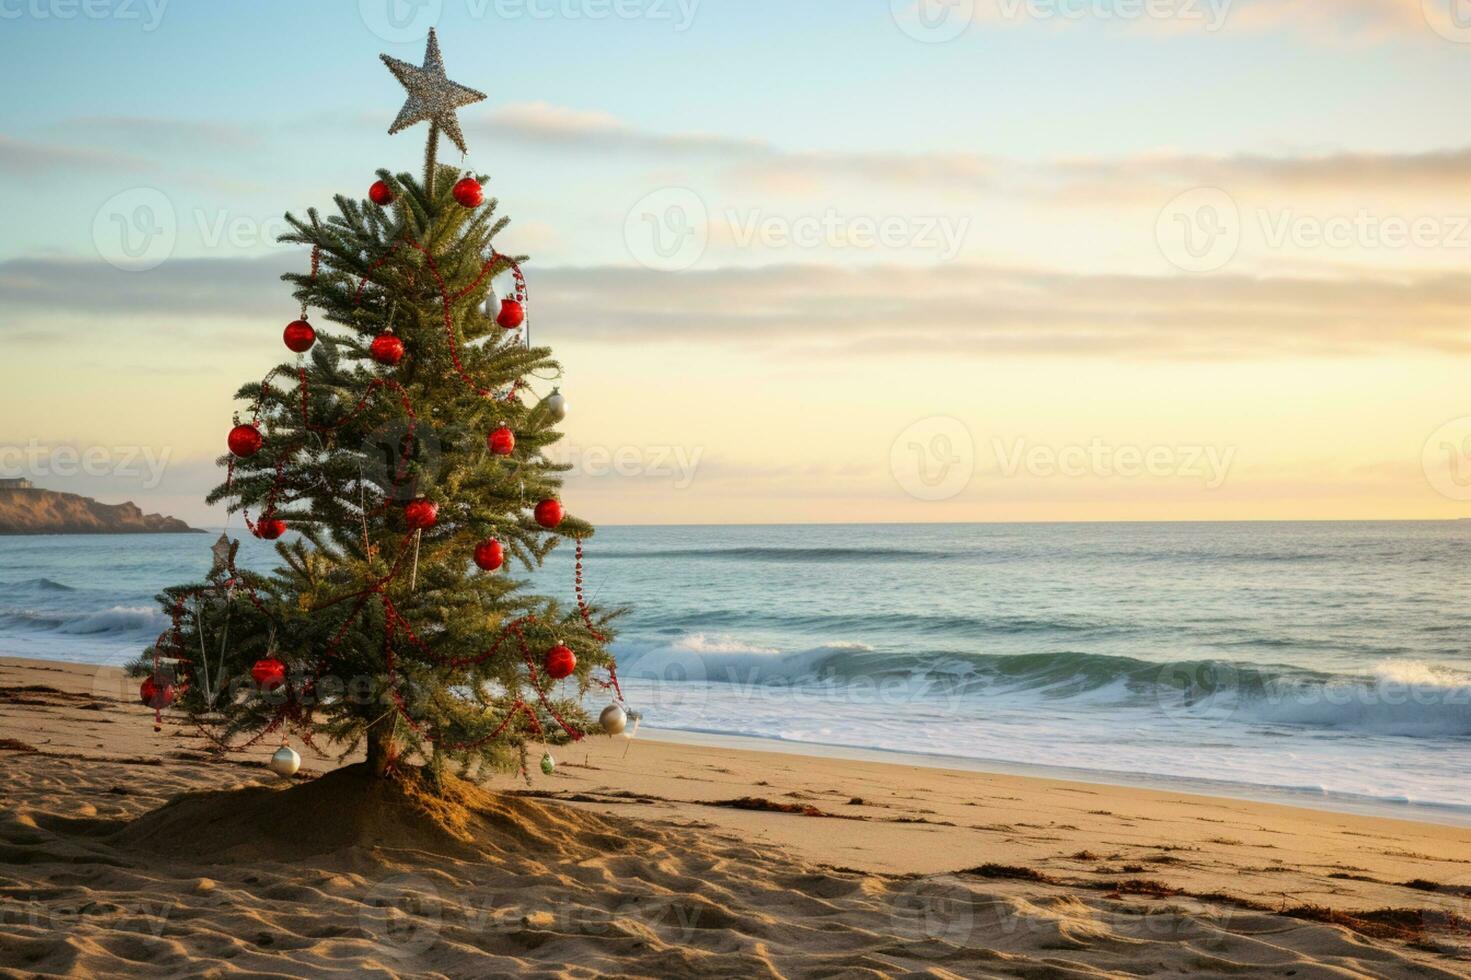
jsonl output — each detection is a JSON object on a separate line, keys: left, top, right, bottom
{"left": 380, "top": 28, "right": 486, "bottom": 155}
{"left": 208, "top": 533, "right": 234, "bottom": 581}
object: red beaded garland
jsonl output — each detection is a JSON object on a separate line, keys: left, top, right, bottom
{"left": 250, "top": 657, "right": 287, "bottom": 691}
{"left": 368, "top": 179, "right": 394, "bottom": 206}
{"left": 370, "top": 333, "right": 405, "bottom": 366}
{"left": 452, "top": 176, "right": 483, "bottom": 208}
{"left": 227, "top": 423, "right": 262, "bottom": 458}
{"left": 534, "top": 498, "right": 563, "bottom": 529}
{"left": 487, "top": 425, "right": 515, "bottom": 456}
{"left": 256, "top": 518, "right": 286, "bottom": 540}
{"left": 496, "top": 298, "right": 525, "bottom": 330}
{"left": 404, "top": 498, "right": 438, "bottom": 530}
{"left": 544, "top": 644, "right": 576, "bottom": 680}
{"left": 473, "top": 538, "right": 504, "bottom": 571}
{"left": 283, "top": 319, "right": 316, "bottom": 353}
{"left": 139, "top": 676, "right": 175, "bottom": 709}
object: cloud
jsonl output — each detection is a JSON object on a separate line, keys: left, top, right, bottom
{"left": 731, "top": 151, "right": 997, "bottom": 193}
{"left": 0, "top": 135, "right": 149, "bottom": 176}
{"left": 1049, "top": 146, "right": 1471, "bottom": 201}
{"left": 5, "top": 253, "right": 1470, "bottom": 360}
{"left": 472, "top": 101, "right": 1471, "bottom": 204}
{"left": 968, "top": 0, "right": 1428, "bottom": 41}
{"left": 532, "top": 263, "right": 1471, "bottom": 357}
{"left": 57, "top": 116, "right": 261, "bottom": 150}
{"left": 1223, "top": 0, "right": 1430, "bottom": 40}
{"left": 26, "top": 96, "right": 1462, "bottom": 210}
{"left": 477, "top": 102, "right": 769, "bottom": 158}
{"left": 475, "top": 102, "right": 997, "bottom": 192}
{"left": 0, "top": 255, "right": 286, "bottom": 317}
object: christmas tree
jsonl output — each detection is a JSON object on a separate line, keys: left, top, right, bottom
{"left": 132, "top": 30, "right": 624, "bottom": 785}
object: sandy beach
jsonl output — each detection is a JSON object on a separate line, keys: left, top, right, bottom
{"left": 1, "top": 654, "right": 1467, "bottom": 977}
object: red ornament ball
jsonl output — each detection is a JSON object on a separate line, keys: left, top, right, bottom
{"left": 404, "top": 498, "right": 438, "bottom": 530}
{"left": 488, "top": 425, "right": 516, "bottom": 456}
{"left": 533, "top": 498, "right": 563, "bottom": 529}
{"left": 368, "top": 179, "right": 394, "bottom": 206}
{"left": 251, "top": 657, "right": 286, "bottom": 691}
{"left": 473, "top": 538, "right": 504, "bottom": 571}
{"left": 544, "top": 644, "right": 577, "bottom": 680}
{"left": 256, "top": 518, "right": 286, "bottom": 540}
{"left": 227, "top": 423, "right": 262, "bottom": 458}
{"left": 139, "top": 676, "right": 174, "bottom": 710}
{"left": 452, "top": 176, "right": 483, "bottom": 208}
{"left": 283, "top": 319, "right": 316, "bottom": 353}
{"left": 370, "top": 333, "right": 405, "bottom": 366}
{"left": 496, "top": 298, "right": 525, "bottom": 330}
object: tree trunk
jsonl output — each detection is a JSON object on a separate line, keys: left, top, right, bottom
{"left": 366, "top": 716, "right": 398, "bottom": 778}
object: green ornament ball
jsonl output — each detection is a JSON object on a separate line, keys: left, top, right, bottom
{"left": 540, "top": 751, "right": 555, "bottom": 776}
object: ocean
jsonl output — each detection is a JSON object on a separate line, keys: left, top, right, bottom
{"left": 2, "top": 521, "right": 1468, "bottom": 820}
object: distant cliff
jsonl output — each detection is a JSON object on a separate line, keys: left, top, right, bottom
{"left": 0, "top": 488, "right": 201, "bottom": 534}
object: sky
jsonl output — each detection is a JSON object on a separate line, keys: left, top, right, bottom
{"left": 2, "top": 0, "right": 1471, "bottom": 526}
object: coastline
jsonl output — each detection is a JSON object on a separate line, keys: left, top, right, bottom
{"left": 6, "top": 650, "right": 1470, "bottom": 876}
{"left": 10, "top": 650, "right": 1469, "bottom": 830}
{"left": 636, "top": 727, "right": 1471, "bottom": 830}
{"left": 2, "top": 653, "right": 1469, "bottom": 973}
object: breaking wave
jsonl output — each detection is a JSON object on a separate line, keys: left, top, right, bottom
{"left": 614, "top": 636, "right": 1471, "bottom": 738}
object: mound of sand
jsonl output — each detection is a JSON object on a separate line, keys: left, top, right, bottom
{"left": 112, "top": 763, "right": 635, "bottom": 865}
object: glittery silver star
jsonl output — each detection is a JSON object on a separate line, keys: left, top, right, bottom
{"left": 380, "top": 29, "right": 486, "bottom": 155}
{"left": 208, "top": 533, "right": 233, "bottom": 580}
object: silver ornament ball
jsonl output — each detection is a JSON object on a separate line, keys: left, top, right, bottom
{"left": 481, "top": 286, "right": 500, "bottom": 319}
{"left": 269, "top": 745, "right": 301, "bottom": 778}
{"left": 599, "top": 703, "right": 627, "bottom": 736}
{"left": 543, "top": 388, "right": 568, "bottom": 422}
